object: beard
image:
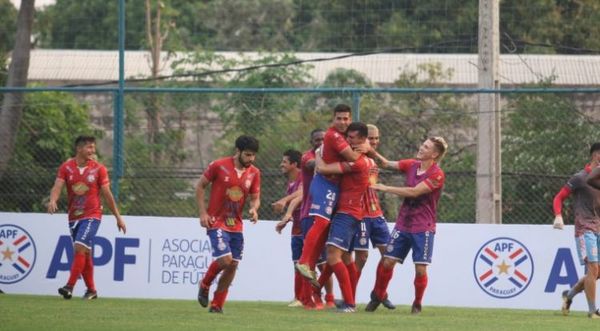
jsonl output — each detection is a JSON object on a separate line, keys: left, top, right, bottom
{"left": 238, "top": 154, "right": 252, "bottom": 168}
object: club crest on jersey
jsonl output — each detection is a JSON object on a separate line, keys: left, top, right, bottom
{"left": 359, "top": 238, "right": 367, "bottom": 246}
{"left": 87, "top": 174, "right": 95, "bottom": 183}
{"left": 245, "top": 179, "right": 251, "bottom": 189}
{"left": 0, "top": 224, "right": 37, "bottom": 284}
{"left": 473, "top": 237, "right": 534, "bottom": 299}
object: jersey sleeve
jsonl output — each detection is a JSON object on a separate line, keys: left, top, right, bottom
{"left": 329, "top": 132, "right": 350, "bottom": 154}
{"left": 98, "top": 165, "right": 110, "bottom": 186}
{"left": 424, "top": 169, "right": 445, "bottom": 191}
{"left": 397, "top": 159, "right": 416, "bottom": 173}
{"left": 249, "top": 170, "right": 261, "bottom": 195}
{"left": 56, "top": 163, "right": 68, "bottom": 181}
{"left": 566, "top": 173, "right": 583, "bottom": 191}
{"left": 202, "top": 161, "right": 218, "bottom": 182}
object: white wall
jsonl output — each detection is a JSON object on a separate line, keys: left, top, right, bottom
{"left": 0, "top": 212, "right": 592, "bottom": 311}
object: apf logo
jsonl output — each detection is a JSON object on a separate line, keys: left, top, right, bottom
{"left": 0, "top": 224, "right": 37, "bottom": 284}
{"left": 473, "top": 237, "right": 534, "bottom": 299}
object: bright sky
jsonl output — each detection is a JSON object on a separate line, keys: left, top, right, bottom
{"left": 10, "top": 0, "right": 56, "bottom": 9}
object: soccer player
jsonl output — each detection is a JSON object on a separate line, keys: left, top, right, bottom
{"left": 353, "top": 124, "right": 395, "bottom": 309}
{"left": 553, "top": 142, "right": 600, "bottom": 318}
{"left": 365, "top": 137, "right": 447, "bottom": 314}
{"left": 273, "top": 149, "right": 304, "bottom": 306}
{"left": 295, "top": 104, "right": 367, "bottom": 284}
{"left": 296, "top": 129, "right": 336, "bottom": 309}
{"left": 47, "top": 135, "right": 126, "bottom": 300}
{"left": 196, "top": 135, "right": 261, "bottom": 313}
{"left": 315, "top": 122, "right": 372, "bottom": 312}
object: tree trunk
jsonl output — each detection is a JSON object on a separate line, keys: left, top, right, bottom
{"left": 0, "top": 0, "right": 35, "bottom": 179}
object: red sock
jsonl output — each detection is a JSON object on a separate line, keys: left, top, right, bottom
{"left": 299, "top": 217, "right": 329, "bottom": 266}
{"left": 300, "top": 279, "right": 315, "bottom": 307}
{"left": 82, "top": 255, "right": 96, "bottom": 291}
{"left": 331, "top": 262, "right": 354, "bottom": 306}
{"left": 317, "top": 264, "right": 333, "bottom": 288}
{"left": 325, "top": 293, "right": 335, "bottom": 303}
{"left": 294, "top": 270, "right": 303, "bottom": 300}
{"left": 373, "top": 261, "right": 394, "bottom": 300}
{"left": 414, "top": 274, "right": 428, "bottom": 305}
{"left": 346, "top": 262, "right": 359, "bottom": 298}
{"left": 67, "top": 252, "right": 86, "bottom": 288}
{"left": 201, "top": 261, "right": 223, "bottom": 288}
{"left": 211, "top": 290, "right": 228, "bottom": 308}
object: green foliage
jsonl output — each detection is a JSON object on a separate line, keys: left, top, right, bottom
{"left": 0, "top": 90, "right": 98, "bottom": 212}
{"left": 0, "top": 0, "right": 17, "bottom": 53}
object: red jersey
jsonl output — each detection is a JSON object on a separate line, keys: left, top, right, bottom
{"left": 395, "top": 159, "right": 445, "bottom": 233}
{"left": 321, "top": 127, "right": 351, "bottom": 183}
{"left": 286, "top": 176, "right": 303, "bottom": 236}
{"left": 56, "top": 158, "right": 109, "bottom": 222}
{"left": 203, "top": 157, "right": 261, "bottom": 233}
{"left": 363, "top": 157, "right": 384, "bottom": 218}
{"left": 299, "top": 149, "right": 316, "bottom": 220}
{"left": 336, "top": 155, "right": 372, "bottom": 220}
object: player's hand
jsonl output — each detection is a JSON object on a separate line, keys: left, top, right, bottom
{"left": 47, "top": 200, "right": 58, "bottom": 214}
{"left": 116, "top": 216, "right": 127, "bottom": 234}
{"left": 553, "top": 215, "right": 564, "bottom": 230}
{"left": 370, "top": 183, "right": 387, "bottom": 192}
{"left": 200, "top": 212, "right": 212, "bottom": 228}
{"left": 271, "top": 200, "right": 286, "bottom": 214}
{"left": 248, "top": 208, "right": 258, "bottom": 224}
{"left": 275, "top": 217, "right": 289, "bottom": 234}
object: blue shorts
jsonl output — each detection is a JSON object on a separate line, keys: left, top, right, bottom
{"left": 291, "top": 235, "right": 303, "bottom": 263}
{"left": 208, "top": 229, "right": 244, "bottom": 261}
{"left": 308, "top": 173, "right": 339, "bottom": 221}
{"left": 69, "top": 218, "right": 100, "bottom": 249}
{"left": 326, "top": 213, "right": 360, "bottom": 252}
{"left": 384, "top": 229, "right": 435, "bottom": 264}
{"left": 300, "top": 217, "right": 327, "bottom": 265}
{"left": 575, "top": 231, "right": 600, "bottom": 265}
{"left": 354, "top": 216, "right": 391, "bottom": 251}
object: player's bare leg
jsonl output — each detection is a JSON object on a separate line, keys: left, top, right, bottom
{"left": 583, "top": 261, "right": 599, "bottom": 318}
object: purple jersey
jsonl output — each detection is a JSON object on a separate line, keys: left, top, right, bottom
{"left": 299, "top": 149, "right": 316, "bottom": 220}
{"left": 287, "top": 176, "right": 303, "bottom": 236}
{"left": 394, "top": 159, "right": 445, "bottom": 233}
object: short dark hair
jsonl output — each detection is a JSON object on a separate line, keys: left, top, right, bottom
{"left": 590, "top": 143, "right": 600, "bottom": 155}
{"left": 235, "top": 135, "right": 259, "bottom": 153}
{"left": 283, "top": 149, "right": 302, "bottom": 166}
{"left": 310, "top": 128, "right": 324, "bottom": 139}
{"left": 333, "top": 104, "right": 351, "bottom": 116}
{"left": 346, "top": 122, "right": 368, "bottom": 138}
{"left": 74, "top": 135, "right": 96, "bottom": 148}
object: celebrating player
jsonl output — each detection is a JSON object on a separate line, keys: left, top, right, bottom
{"left": 315, "top": 122, "right": 372, "bottom": 312}
{"left": 553, "top": 142, "right": 600, "bottom": 319}
{"left": 295, "top": 104, "right": 367, "bottom": 284}
{"left": 196, "top": 135, "right": 261, "bottom": 313}
{"left": 47, "top": 135, "right": 127, "bottom": 300}
{"left": 273, "top": 149, "right": 304, "bottom": 306}
{"left": 353, "top": 124, "right": 394, "bottom": 309}
{"left": 365, "top": 137, "right": 447, "bottom": 314}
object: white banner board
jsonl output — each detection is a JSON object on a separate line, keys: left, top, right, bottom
{"left": 0, "top": 212, "right": 592, "bottom": 311}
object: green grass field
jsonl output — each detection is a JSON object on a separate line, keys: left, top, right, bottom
{"left": 0, "top": 294, "right": 596, "bottom": 331}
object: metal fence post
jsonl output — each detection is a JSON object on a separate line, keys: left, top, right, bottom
{"left": 352, "top": 92, "right": 361, "bottom": 121}
{"left": 111, "top": 0, "right": 126, "bottom": 201}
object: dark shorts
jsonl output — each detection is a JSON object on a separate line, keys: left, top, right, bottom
{"left": 208, "top": 229, "right": 244, "bottom": 261}
{"left": 308, "top": 173, "right": 339, "bottom": 221}
{"left": 326, "top": 213, "right": 360, "bottom": 253}
{"left": 291, "top": 235, "right": 303, "bottom": 262}
{"left": 354, "top": 216, "right": 391, "bottom": 251}
{"left": 69, "top": 218, "right": 100, "bottom": 249}
{"left": 383, "top": 229, "right": 435, "bottom": 264}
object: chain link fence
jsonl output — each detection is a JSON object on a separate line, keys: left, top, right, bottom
{"left": 2, "top": 89, "right": 599, "bottom": 224}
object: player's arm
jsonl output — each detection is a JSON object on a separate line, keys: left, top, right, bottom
{"left": 196, "top": 175, "right": 213, "bottom": 228}
{"left": 248, "top": 192, "right": 260, "bottom": 224}
{"left": 100, "top": 184, "right": 127, "bottom": 234}
{"left": 371, "top": 181, "right": 432, "bottom": 198}
{"left": 552, "top": 185, "right": 571, "bottom": 230}
{"left": 47, "top": 178, "right": 65, "bottom": 214}
{"left": 315, "top": 152, "right": 353, "bottom": 175}
{"left": 373, "top": 151, "right": 399, "bottom": 170}
{"left": 275, "top": 192, "right": 303, "bottom": 234}
{"left": 587, "top": 166, "right": 600, "bottom": 190}
{"left": 339, "top": 144, "right": 369, "bottom": 162}
{"left": 272, "top": 189, "right": 302, "bottom": 214}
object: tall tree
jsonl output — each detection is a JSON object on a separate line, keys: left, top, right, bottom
{"left": 0, "top": 0, "right": 35, "bottom": 180}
